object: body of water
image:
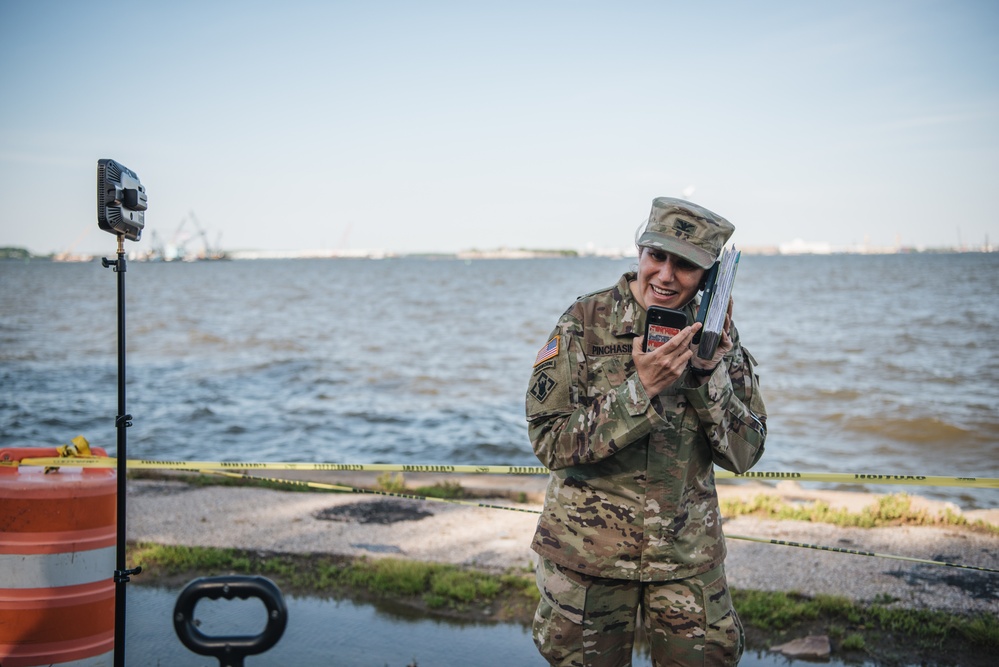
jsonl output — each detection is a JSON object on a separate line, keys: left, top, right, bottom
{"left": 3, "top": 253, "right": 995, "bottom": 666}
{"left": 126, "top": 584, "right": 869, "bottom": 667}
{"left": 2, "top": 253, "right": 997, "bottom": 508}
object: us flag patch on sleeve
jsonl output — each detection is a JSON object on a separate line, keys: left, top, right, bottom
{"left": 534, "top": 336, "right": 559, "bottom": 367}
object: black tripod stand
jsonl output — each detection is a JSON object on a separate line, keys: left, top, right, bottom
{"left": 102, "top": 234, "right": 142, "bottom": 667}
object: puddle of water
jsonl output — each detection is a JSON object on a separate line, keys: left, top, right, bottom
{"left": 124, "top": 585, "right": 875, "bottom": 666}
{"left": 126, "top": 585, "right": 544, "bottom": 666}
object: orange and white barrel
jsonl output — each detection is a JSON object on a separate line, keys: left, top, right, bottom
{"left": 0, "top": 447, "right": 116, "bottom": 667}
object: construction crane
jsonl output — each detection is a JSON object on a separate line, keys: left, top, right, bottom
{"left": 187, "top": 211, "right": 213, "bottom": 259}
{"left": 147, "top": 229, "right": 167, "bottom": 261}
{"left": 158, "top": 211, "right": 224, "bottom": 260}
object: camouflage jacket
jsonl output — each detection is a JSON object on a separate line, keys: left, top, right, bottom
{"left": 526, "top": 272, "right": 767, "bottom": 581}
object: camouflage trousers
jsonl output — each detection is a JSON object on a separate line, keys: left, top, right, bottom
{"left": 532, "top": 558, "right": 744, "bottom": 667}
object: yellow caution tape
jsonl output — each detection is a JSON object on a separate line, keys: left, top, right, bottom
{"left": 725, "top": 534, "right": 999, "bottom": 574}
{"left": 202, "top": 468, "right": 999, "bottom": 574}
{"left": 6, "top": 458, "right": 549, "bottom": 475}
{"left": 5, "top": 457, "right": 997, "bottom": 489}
{"left": 7, "top": 433, "right": 995, "bottom": 575}
{"left": 719, "top": 470, "right": 999, "bottom": 489}
{"left": 197, "top": 469, "right": 546, "bottom": 516}
{"left": 5, "top": 450, "right": 993, "bottom": 573}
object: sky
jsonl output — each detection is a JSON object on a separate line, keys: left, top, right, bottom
{"left": 1, "top": 0, "right": 997, "bottom": 257}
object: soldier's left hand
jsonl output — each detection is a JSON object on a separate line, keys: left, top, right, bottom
{"left": 689, "top": 297, "right": 734, "bottom": 374}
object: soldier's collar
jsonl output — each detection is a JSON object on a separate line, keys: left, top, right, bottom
{"left": 609, "top": 272, "right": 643, "bottom": 338}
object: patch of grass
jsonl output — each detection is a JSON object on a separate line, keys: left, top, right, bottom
{"left": 430, "top": 568, "right": 500, "bottom": 602}
{"left": 961, "top": 611, "right": 999, "bottom": 648}
{"left": 500, "top": 570, "right": 540, "bottom": 597}
{"left": 415, "top": 481, "right": 465, "bottom": 499}
{"left": 130, "top": 543, "right": 346, "bottom": 591}
{"left": 732, "top": 590, "right": 822, "bottom": 629}
{"left": 344, "top": 558, "right": 504, "bottom": 608}
{"left": 130, "top": 543, "right": 536, "bottom": 617}
{"left": 345, "top": 558, "right": 431, "bottom": 596}
{"left": 721, "top": 492, "right": 998, "bottom": 535}
{"left": 130, "top": 543, "right": 254, "bottom": 573}
{"left": 871, "top": 592, "right": 900, "bottom": 605}
{"left": 840, "top": 633, "right": 866, "bottom": 651}
{"left": 423, "top": 592, "right": 448, "bottom": 609}
{"left": 733, "top": 588, "right": 999, "bottom": 657}
{"left": 376, "top": 472, "right": 408, "bottom": 493}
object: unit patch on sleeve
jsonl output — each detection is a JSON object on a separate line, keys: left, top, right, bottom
{"left": 529, "top": 371, "right": 558, "bottom": 403}
{"left": 534, "top": 336, "right": 559, "bottom": 367}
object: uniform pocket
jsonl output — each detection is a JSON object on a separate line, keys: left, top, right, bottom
{"left": 702, "top": 571, "right": 744, "bottom": 665}
{"left": 536, "top": 557, "right": 586, "bottom": 625}
{"left": 702, "top": 572, "right": 733, "bottom": 624}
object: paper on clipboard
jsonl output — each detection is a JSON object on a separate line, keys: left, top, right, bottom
{"left": 696, "top": 246, "right": 740, "bottom": 359}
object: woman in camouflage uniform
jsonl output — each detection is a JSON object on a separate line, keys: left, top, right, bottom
{"left": 526, "top": 197, "right": 768, "bottom": 666}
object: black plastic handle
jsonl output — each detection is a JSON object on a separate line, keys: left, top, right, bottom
{"left": 173, "top": 575, "right": 288, "bottom": 667}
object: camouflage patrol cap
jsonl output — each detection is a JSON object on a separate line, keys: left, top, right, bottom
{"left": 636, "top": 197, "right": 735, "bottom": 269}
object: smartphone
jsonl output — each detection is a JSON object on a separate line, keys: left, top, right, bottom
{"left": 643, "top": 306, "right": 688, "bottom": 352}
{"left": 692, "top": 260, "right": 719, "bottom": 345}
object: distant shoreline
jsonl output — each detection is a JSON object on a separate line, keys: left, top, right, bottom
{"left": 4, "top": 245, "right": 996, "bottom": 263}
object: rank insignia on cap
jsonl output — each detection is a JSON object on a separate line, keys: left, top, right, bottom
{"left": 534, "top": 336, "right": 559, "bottom": 367}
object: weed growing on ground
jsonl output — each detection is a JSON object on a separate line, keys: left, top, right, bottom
{"left": 130, "top": 543, "right": 536, "bottom": 615}
{"left": 720, "top": 492, "right": 998, "bottom": 534}
{"left": 376, "top": 472, "right": 407, "bottom": 493}
{"left": 414, "top": 481, "right": 465, "bottom": 499}
{"left": 732, "top": 589, "right": 999, "bottom": 656}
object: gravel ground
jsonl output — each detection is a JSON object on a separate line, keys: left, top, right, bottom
{"left": 126, "top": 476, "right": 999, "bottom": 617}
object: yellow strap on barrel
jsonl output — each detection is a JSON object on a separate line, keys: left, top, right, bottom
{"left": 45, "top": 435, "right": 92, "bottom": 473}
